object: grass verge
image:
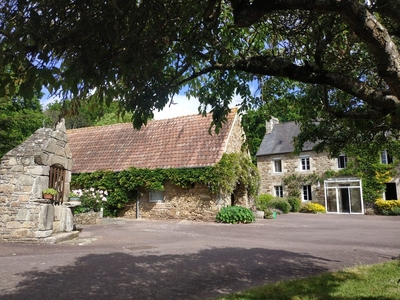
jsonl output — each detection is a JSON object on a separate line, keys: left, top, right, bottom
{"left": 214, "top": 260, "right": 400, "bottom": 300}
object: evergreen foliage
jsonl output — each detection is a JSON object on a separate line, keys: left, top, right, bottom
{"left": 0, "top": 96, "right": 45, "bottom": 158}
{"left": 267, "top": 198, "right": 291, "bottom": 214}
{"left": 215, "top": 206, "right": 255, "bottom": 224}
{"left": 255, "top": 194, "right": 274, "bottom": 211}
{"left": 287, "top": 197, "right": 302, "bottom": 212}
{"left": 2, "top": 1, "right": 400, "bottom": 153}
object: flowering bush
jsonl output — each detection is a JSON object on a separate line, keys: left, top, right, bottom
{"left": 72, "top": 188, "right": 108, "bottom": 212}
{"left": 299, "top": 202, "right": 326, "bottom": 214}
{"left": 374, "top": 199, "right": 400, "bottom": 215}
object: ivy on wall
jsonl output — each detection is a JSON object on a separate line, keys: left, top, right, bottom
{"left": 324, "top": 158, "right": 397, "bottom": 203}
{"left": 282, "top": 173, "right": 320, "bottom": 198}
{"left": 71, "top": 153, "right": 260, "bottom": 216}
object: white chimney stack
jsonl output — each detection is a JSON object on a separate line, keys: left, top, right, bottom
{"left": 266, "top": 117, "right": 279, "bottom": 135}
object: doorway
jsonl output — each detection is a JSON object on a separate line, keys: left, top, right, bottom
{"left": 384, "top": 182, "right": 398, "bottom": 200}
{"left": 324, "top": 178, "right": 364, "bottom": 214}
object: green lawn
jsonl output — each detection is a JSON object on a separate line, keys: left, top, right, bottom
{"left": 214, "top": 260, "right": 400, "bottom": 300}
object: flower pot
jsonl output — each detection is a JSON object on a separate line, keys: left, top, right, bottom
{"left": 69, "top": 197, "right": 81, "bottom": 202}
{"left": 43, "top": 193, "right": 54, "bottom": 200}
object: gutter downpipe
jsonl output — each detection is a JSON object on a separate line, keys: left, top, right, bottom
{"left": 136, "top": 193, "right": 140, "bottom": 219}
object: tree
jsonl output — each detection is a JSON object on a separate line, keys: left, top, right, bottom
{"left": 1, "top": 1, "right": 400, "bottom": 152}
{"left": 242, "top": 77, "right": 304, "bottom": 161}
{"left": 44, "top": 99, "right": 133, "bottom": 129}
{"left": 0, "top": 96, "right": 45, "bottom": 158}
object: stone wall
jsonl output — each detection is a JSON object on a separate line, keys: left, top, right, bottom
{"left": 120, "top": 180, "right": 252, "bottom": 221}
{"left": 257, "top": 151, "right": 338, "bottom": 204}
{"left": 74, "top": 211, "right": 102, "bottom": 226}
{"left": 225, "top": 113, "right": 245, "bottom": 154}
{"left": 0, "top": 120, "right": 73, "bottom": 242}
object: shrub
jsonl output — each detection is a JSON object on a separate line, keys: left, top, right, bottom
{"left": 216, "top": 206, "right": 255, "bottom": 224}
{"left": 264, "top": 208, "right": 274, "bottom": 219}
{"left": 287, "top": 196, "right": 301, "bottom": 212}
{"left": 374, "top": 199, "right": 400, "bottom": 215}
{"left": 73, "top": 188, "right": 108, "bottom": 213}
{"left": 299, "top": 202, "right": 326, "bottom": 214}
{"left": 267, "top": 198, "right": 291, "bottom": 214}
{"left": 264, "top": 208, "right": 280, "bottom": 219}
{"left": 255, "top": 194, "right": 274, "bottom": 211}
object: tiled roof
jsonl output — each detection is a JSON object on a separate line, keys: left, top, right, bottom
{"left": 67, "top": 108, "right": 238, "bottom": 173}
{"left": 256, "top": 121, "right": 315, "bottom": 156}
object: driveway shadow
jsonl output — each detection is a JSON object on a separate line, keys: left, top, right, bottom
{"left": 2, "top": 247, "right": 338, "bottom": 300}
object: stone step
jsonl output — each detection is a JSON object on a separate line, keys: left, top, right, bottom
{"left": 42, "top": 231, "right": 80, "bottom": 244}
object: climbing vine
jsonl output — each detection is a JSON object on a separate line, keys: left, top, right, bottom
{"left": 282, "top": 173, "right": 321, "bottom": 198}
{"left": 71, "top": 153, "right": 260, "bottom": 216}
{"left": 323, "top": 155, "right": 397, "bottom": 203}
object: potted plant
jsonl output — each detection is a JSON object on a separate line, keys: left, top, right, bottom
{"left": 69, "top": 191, "right": 81, "bottom": 201}
{"left": 42, "top": 188, "right": 58, "bottom": 199}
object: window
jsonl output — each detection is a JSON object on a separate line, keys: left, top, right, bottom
{"left": 302, "top": 185, "right": 312, "bottom": 201}
{"left": 337, "top": 154, "right": 348, "bottom": 169}
{"left": 273, "top": 159, "right": 282, "bottom": 173}
{"left": 274, "top": 186, "right": 283, "bottom": 197}
{"left": 149, "top": 190, "right": 164, "bottom": 202}
{"left": 300, "top": 156, "right": 310, "bottom": 171}
{"left": 381, "top": 150, "right": 393, "bottom": 164}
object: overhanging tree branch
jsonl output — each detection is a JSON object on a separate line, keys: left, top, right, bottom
{"left": 229, "top": 0, "right": 400, "bottom": 99}
{"left": 215, "top": 55, "right": 400, "bottom": 110}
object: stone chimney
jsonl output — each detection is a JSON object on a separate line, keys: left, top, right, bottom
{"left": 266, "top": 117, "right": 279, "bottom": 135}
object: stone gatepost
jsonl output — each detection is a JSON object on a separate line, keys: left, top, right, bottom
{"left": 0, "top": 119, "right": 74, "bottom": 242}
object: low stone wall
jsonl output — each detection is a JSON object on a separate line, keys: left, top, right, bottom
{"left": 74, "top": 211, "right": 102, "bottom": 225}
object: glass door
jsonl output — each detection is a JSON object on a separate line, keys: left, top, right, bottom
{"left": 325, "top": 188, "right": 338, "bottom": 213}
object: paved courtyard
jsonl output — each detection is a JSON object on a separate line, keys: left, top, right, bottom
{"left": 0, "top": 213, "right": 399, "bottom": 300}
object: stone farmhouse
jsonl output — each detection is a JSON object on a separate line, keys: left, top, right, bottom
{"left": 67, "top": 108, "right": 251, "bottom": 221}
{"left": 255, "top": 118, "right": 398, "bottom": 214}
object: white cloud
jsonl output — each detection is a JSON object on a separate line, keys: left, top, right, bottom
{"left": 153, "top": 95, "right": 201, "bottom": 120}
{"left": 40, "top": 93, "right": 61, "bottom": 109}
{"left": 153, "top": 94, "right": 243, "bottom": 120}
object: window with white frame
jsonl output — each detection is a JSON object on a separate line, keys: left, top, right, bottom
{"left": 337, "top": 154, "right": 348, "bottom": 169}
{"left": 302, "top": 185, "right": 312, "bottom": 201}
{"left": 274, "top": 186, "right": 283, "bottom": 197}
{"left": 149, "top": 190, "right": 164, "bottom": 202}
{"left": 300, "top": 156, "right": 310, "bottom": 171}
{"left": 273, "top": 159, "right": 282, "bottom": 173}
{"left": 381, "top": 150, "right": 393, "bottom": 164}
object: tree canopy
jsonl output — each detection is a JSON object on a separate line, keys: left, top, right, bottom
{"left": 0, "top": 95, "right": 44, "bottom": 158}
{"left": 2, "top": 0, "right": 400, "bottom": 152}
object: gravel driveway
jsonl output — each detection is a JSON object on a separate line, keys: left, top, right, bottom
{"left": 0, "top": 213, "right": 399, "bottom": 300}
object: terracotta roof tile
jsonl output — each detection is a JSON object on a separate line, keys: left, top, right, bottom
{"left": 67, "top": 108, "right": 237, "bottom": 173}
